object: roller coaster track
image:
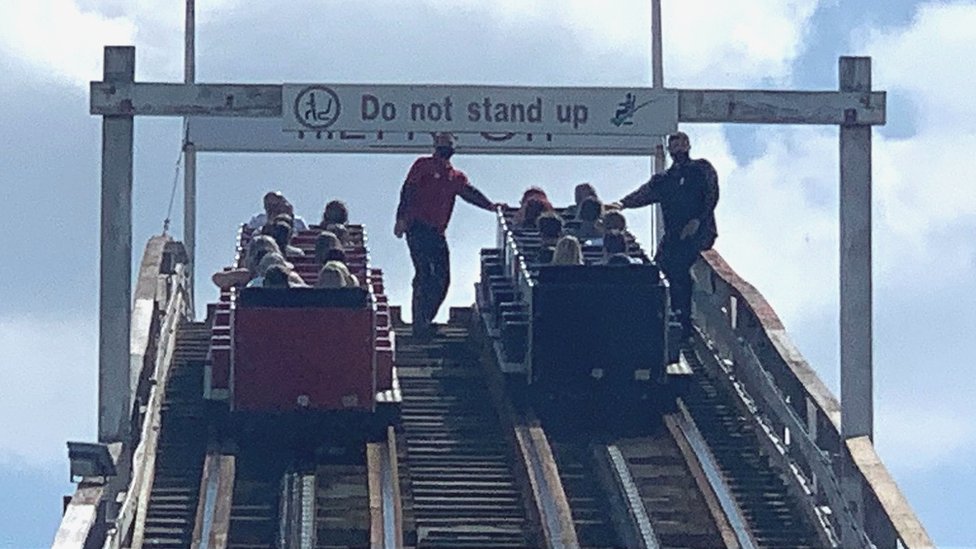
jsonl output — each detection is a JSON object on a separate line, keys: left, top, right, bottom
{"left": 139, "top": 321, "right": 210, "bottom": 548}
{"left": 394, "top": 321, "right": 538, "bottom": 548}
{"left": 55, "top": 238, "right": 932, "bottom": 549}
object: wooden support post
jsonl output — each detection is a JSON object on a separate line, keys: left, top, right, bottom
{"left": 98, "top": 46, "right": 135, "bottom": 443}
{"left": 651, "top": 0, "right": 663, "bottom": 89}
{"left": 839, "top": 56, "right": 873, "bottom": 441}
{"left": 183, "top": 0, "right": 197, "bottom": 315}
{"left": 840, "top": 55, "right": 873, "bottom": 546}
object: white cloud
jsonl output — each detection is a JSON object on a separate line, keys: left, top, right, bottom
{"left": 0, "top": 315, "right": 96, "bottom": 466}
{"left": 427, "top": 0, "right": 820, "bottom": 87}
{"left": 0, "top": 0, "right": 135, "bottom": 85}
{"left": 857, "top": 2, "right": 976, "bottom": 128}
{"left": 0, "top": 0, "right": 245, "bottom": 86}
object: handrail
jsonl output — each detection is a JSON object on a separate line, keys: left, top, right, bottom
{"left": 53, "top": 236, "right": 190, "bottom": 549}
{"left": 691, "top": 250, "right": 933, "bottom": 548}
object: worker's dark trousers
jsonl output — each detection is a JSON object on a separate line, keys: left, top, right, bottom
{"left": 407, "top": 224, "right": 451, "bottom": 332}
{"left": 655, "top": 236, "right": 701, "bottom": 337}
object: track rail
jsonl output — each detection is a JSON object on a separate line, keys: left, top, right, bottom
{"left": 681, "top": 344, "right": 824, "bottom": 548}
{"left": 138, "top": 321, "right": 211, "bottom": 548}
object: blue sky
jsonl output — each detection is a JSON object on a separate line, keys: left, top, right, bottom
{"left": 1, "top": 1, "right": 974, "bottom": 547}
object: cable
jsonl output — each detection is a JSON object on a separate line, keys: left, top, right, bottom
{"left": 162, "top": 120, "right": 189, "bottom": 235}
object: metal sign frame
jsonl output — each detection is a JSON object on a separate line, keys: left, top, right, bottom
{"left": 92, "top": 49, "right": 883, "bottom": 455}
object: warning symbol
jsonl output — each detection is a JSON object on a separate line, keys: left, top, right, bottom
{"left": 293, "top": 85, "right": 341, "bottom": 130}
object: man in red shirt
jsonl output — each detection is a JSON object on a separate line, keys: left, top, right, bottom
{"left": 395, "top": 133, "right": 501, "bottom": 337}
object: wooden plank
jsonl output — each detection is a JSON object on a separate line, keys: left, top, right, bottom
{"left": 678, "top": 89, "right": 885, "bottom": 125}
{"left": 366, "top": 443, "right": 383, "bottom": 549}
{"left": 91, "top": 82, "right": 885, "bottom": 126}
{"left": 514, "top": 425, "right": 580, "bottom": 548}
{"left": 386, "top": 426, "right": 404, "bottom": 549}
{"left": 189, "top": 452, "right": 215, "bottom": 549}
{"left": 52, "top": 485, "right": 104, "bottom": 549}
{"left": 90, "top": 82, "right": 282, "bottom": 117}
{"left": 209, "top": 455, "right": 236, "bottom": 549}
{"left": 846, "top": 437, "right": 933, "bottom": 549}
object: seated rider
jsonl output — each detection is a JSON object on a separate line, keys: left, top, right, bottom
{"left": 565, "top": 182, "right": 598, "bottom": 219}
{"left": 321, "top": 200, "right": 349, "bottom": 226}
{"left": 538, "top": 212, "right": 563, "bottom": 246}
{"left": 247, "top": 191, "right": 308, "bottom": 233}
{"left": 324, "top": 222, "right": 350, "bottom": 245}
{"left": 266, "top": 218, "right": 306, "bottom": 257}
{"left": 602, "top": 210, "right": 627, "bottom": 232}
{"left": 211, "top": 235, "right": 280, "bottom": 289}
{"left": 514, "top": 187, "right": 553, "bottom": 227}
{"left": 262, "top": 264, "right": 292, "bottom": 288}
{"left": 517, "top": 197, "right": 548, "bottom": 229}
{"left": 246, "top": 252, "right": 308, "bottom": 288}
{"left": 551, "top": 235, "right": 583, "bottom": 266}
{"left": 572, "top": 197, "right": 604, "bottom": 240}
{"left": 602, "top": 230, "right": 638, "bottom": 264}
{"left": 315, "top": 261, "right": 358, "bottom": 288}
{"left": 314, "top": 231, "right": 344, "bottom": 265}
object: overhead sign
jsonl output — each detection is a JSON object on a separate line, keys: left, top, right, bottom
{"left": 189, "top": 117, "right": 662, "bottom": 156}
{"left": 282, "top": 84, "right": 678, "bottom": 136}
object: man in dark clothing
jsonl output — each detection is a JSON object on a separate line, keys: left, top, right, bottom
{"left": 395, "top": 133, "right": 502, "bottom": 337}
{"left": 616, "top": 132, "right": 719, "bottom": 339}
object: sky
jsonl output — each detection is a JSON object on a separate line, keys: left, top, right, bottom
{"left": 0, "top": 0, "right": 973, "bottom": 547}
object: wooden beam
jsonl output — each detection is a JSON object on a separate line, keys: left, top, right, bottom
{"left": 52, "top": 484, "right": 105, "bottom": 549}
{"left": 98, "top": 46, "right": 135, "bottom": 443}
{"left": 846, "top": 437, "right": 933, "bottom": 548}
{"left": 678, "top": 89, "right": 885, "bottom": 125}
{"left": 91, "top": 82, "right": 885, "bottom": 126}
{"left": 90, "top": 82, "right": 282, "bottom": 117}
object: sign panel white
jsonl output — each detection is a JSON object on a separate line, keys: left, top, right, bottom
{"left": 281, "top": 84, "right": 678, "bottom": 136}
{"left": 189, "top": 117, "right": 661, "bottom": 156}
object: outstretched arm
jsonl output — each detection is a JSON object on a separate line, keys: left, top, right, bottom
{"left": 458, "top": 184, "right": 496, "bottom": 212}
{"left": 619, "top": 173, "right": 665, "bottom": 209}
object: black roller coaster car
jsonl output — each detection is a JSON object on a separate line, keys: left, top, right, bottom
{"left": 476, "top": 208, "right": 691, "bottom": 422}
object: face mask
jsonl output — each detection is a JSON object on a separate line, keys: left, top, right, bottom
{"left": 435, "top": 146, "right": 455, "bottom": 159}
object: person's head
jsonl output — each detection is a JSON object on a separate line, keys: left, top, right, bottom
{"left": 314, "top": 231, "right": 343, "bottom": 265}
{"left": 603, "top": 210, "right": 627, "bottom": 232}
{"left": 322, "top": 200, "right": 349, "bottom": 226}
{"left": 433, "top": 132, "right": 455, "bottom": 160}
{"left": 263, "top": 191, "right": 286, "bottom": 215}
{"left": 262, "top": 264, "right": 290, "bottom": 288}
{"left": 245, "top": 235, "right": 281, "bottom": 275}
{"left": 268, "top": 220, "right": 292, "bottom": 252}
{"left": 667, "top": 131, "right": 691, "bottom": 164}
{"left": 269, "top": 212, "right": 294, "bottom": 231}
{"left": 574, "top": 183, "right": 598, "bottom": 206}
{"left": 519, "top": 198, "right": 547, "bottom": 229}
{"left": 578, "top": 197, "right": 603, "bottom": 223}
{"left": 316, "top": 261, "right": 352, "bottom": 288}
{"left": 520, "top": 186, "right": 549, "bottom": 207}
{"left": 538, "top": 212, "right": 563, "bottom": 241}
{"left": 257, "top": 251, "right": 290, "bottom": 275}
{"left": 552, "top": 235, "right": 583, "bottom": 265}
{"left": 603, "top": 230, "right": 628, "bottom": 258}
